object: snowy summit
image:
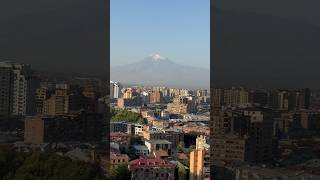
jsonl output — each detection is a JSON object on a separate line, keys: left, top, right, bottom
{"left": 150, "top": 54, "right": 166, "bottom": 61}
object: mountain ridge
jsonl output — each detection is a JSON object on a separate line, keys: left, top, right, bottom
{"left": 111, "top": 54, "right": 209, "bottom": 89}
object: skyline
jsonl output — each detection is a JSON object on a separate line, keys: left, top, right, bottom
{"left": 110, "top": 0, "right": 210, "bottom": 68}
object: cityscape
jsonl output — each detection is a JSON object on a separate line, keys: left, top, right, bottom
{"left": 109, "top": 80, "right": 320, "bottom": 179}
{"left": 1, "top": 61, "right": 320, "bottom": 179}
{"left": 0, "top": 61, "right": 108, "bottom": 179}
{"left": 1, "top": 0, "right": 320, "bottom": 180}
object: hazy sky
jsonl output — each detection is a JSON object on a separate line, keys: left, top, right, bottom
{"left": 110, "top": 0, "right": 210, "bottom": 68}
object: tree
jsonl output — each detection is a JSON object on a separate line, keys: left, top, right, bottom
{"left": 111, "top": 109, "right": 144, "bottom": 124}
{"left": 0, "top": 146, "right": 106, "bottom": 180}
{"left": 110, "top": 164, "right": 131, "bottom": 180}
{"left": 137, "top": 118, "right": 146, "bottom": 125}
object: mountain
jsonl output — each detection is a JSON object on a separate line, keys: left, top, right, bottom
{"left": 111, "top": 54, "right": 209, "bottom": 89}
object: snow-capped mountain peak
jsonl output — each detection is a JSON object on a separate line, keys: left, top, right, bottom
{"left": 150, "top": 53, "right": 166, "bottom": 61}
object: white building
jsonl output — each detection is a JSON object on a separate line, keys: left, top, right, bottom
{"left": 110, "top": 81, "right": 122, "bottom": 99}
{"left": 133, "top": 145, "right": 149, "bottom": 156}
{"left": 135, "top": 124, "right": 144, "bottom": 136}
{"left": 0, "top": 62, "right": 32, "bottom": 115}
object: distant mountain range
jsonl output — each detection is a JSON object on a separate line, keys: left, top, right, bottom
{"left": 111, "top": 54, "right": 209, "bottom": 89}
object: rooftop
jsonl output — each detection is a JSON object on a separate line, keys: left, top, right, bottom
{"left": 146, "top": 139, "right": 172, "bottom": 145}
{"left": 129, "top": 158, "right": 175, "bottom": 168}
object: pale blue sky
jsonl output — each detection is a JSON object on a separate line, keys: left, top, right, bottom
{"left": 110, "top": 0, "right": 210, "bottom": 69}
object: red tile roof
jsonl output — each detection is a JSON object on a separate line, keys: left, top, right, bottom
{"left": 153, "top": 150, "right": 169, "bottom": 158}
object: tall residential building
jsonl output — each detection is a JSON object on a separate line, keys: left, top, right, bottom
{"left": 35, "top": 86, "right": 48, "bottom": 114}
{"left": 149, "top": 91, "right": 162, "bottom": 103}
{"left": 0, "top": 62, "right": 38, "bottom": 116}
{"left": 43, "top": 85, "right": 69, "bottom": 116}
{"left": 243, "top": 108, "right": 274, "bottom": 163}
{"left": 190, "top": 135, "right": 210, "bottom": 180}
{"left": 212, "top": 87, "right": 249, "bottom": 107}
{"left": 110, "top": 81, "right": 122, "bottom": 99}
{"left": 190, "top": 149, "right": 205, "bottom": 180}
{"left": 0, "top": 66, "right": 13, "bottom": 117}
{"left": 211, "top": 134, "right": 247, "bottom": 162}
{"left": 210, "top": 106, "right": 275, "bottom": 164}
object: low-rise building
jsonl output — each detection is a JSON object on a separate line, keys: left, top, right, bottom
{"left": 110, "top": 153, "right": 129, "bottom": 169}
{"left": 133, "top": 145, "right": 149, "bottom": 156}
{"left": 129, "top": 158, "right": 176, "bottom": 180}
{"left": 110, "top": 132, "right": 131, "bottom": 152}
{"left": 143, "top": 128, "right": 184, "bottom": 148}
{"left": 145, "top": 139, "right": 172, "bottom": 155}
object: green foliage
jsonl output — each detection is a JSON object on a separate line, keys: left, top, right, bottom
{"left": 137, "top": 118, "right": 146, "bottom": 125}
{"left": 110, "top": 164, "right": 131, "bottom": 180}
{"left": 177, "top": 162, "right": 187, "bottom": 180}
{"left": 179, "top": 159, "right": 189, "bottom": 168}
{"left": 111, "top": 109, "right": 145, "bottom": 124}
{"left": 0, "top": 147, "right": 105, "bottom": 180}
{"left": 177, "top": 143, "right": 195, "bottom": 155}
{"left": 177, "top": 142, "right": 185, "bottom": 153}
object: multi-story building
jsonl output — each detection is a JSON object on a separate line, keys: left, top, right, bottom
{"left": 190, "top": 149, "right": 205, "bottom": 180}
{"left": 167, "top": 96, "right": 197, "bottom": 114}
{"left": 300, "top": 110, "right": 320, "bottom": 130}
{"left": 268, "top": 89, "right": 311, "bottom": 111}
{"left": 190, "top": 135, "right": 210, "bottom": 180}
{"left": 117, "top": 96, "right": 142, "bottom": 109}
{"left": 43, "top": 86, "right": 69, "bottom": 116}
{"left": 145, "top": 139, "right": 172, "bottom": 155}
{"left": 35, "top": 86, "right": 48, "bottom": 114}
{"left": 210, "top": 106, "right": 275, "bottom": 164}
{"left": 110, "top": 81, "right": 122, "bottom": 99}
{"left": 211, "top": 134, "right": 248, "bottom": 162}
{"left": 110, "top": 132, "right": 131, "bottom": 152}
{"left": 110, "top": 153, "right": 129, "bottom": 169}
{"left": 244, "top": 108, "right": 274, "bottom": 163}
{"left": 143, "top": 128, "right": 184, "bottom": 148}
{"left": 212, "top": 87, "right": 249, "bottom": 107}
{"left": 0, "top": 62, "right": 38, "bottom": 116}
{"left": 135, "top": 124, "right": 144, "bottom": 136}
{"left": 133, "top": 145, "right": 149, "bottom": 156}
{"left": 149, "top": 91, "right": 162, "bottom": 104}
{"left": 110, "top": 121, "right": 128, "bottom": 133}
{"left": 0, "top": 66, "right": 13, "bottom": 117}
{"left": 24, "top": 111, "right": 105, "bottom": 144}
{"left": 129, "top": 158, "right": 176, "bottom": 180}
{"left": 24, "top": 116, "right": 45, "bottom": 144}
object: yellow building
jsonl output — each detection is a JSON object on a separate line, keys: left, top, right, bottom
{"left": 190, "top": 135, "right": 210, "bottom": 180}
{"left": 190, "top": 149, "right": 205, "bottom": 180}
{"left": 43, "top": 89, "right": 69, "bottom": 116}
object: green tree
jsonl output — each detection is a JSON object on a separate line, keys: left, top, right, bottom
{"left": 111, "top": 109, "right": 145, "bottom": 124}
{"left": 110, "top": 164, "right": 131, "bottom": 180}
{"left": 0, "top": 146, "right": 106, "bottom": 180}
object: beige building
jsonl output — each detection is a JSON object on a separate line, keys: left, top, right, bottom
{"left": 190, "top": 135, "right": 210, "bottom": 180}
{"left": 110, "top": 153, "right": 129, "bottom": 169}
{"left": 149, "top": 91, "right": 162, "bottom": 103}
{"left": 35, "top": 86, "right": 47, "bottom": 114}
{"left": 24, "top": 116, "right": 44, "bottom": 144}
{"left": 145, "top": 139, "right": 172, "bottom": 155}
{"left": 190, "top": 149, "right": 205, "bottom": 180}
{"left": 167, "top": 96, "right": 196, "bottom": 114}
{"left": 43, "top": 88, "right": 69, "bottom": 116}
{"left": 143, "top": 128, "right": 184, "bottom": 148}
{"left": 211, "top": 135, "right": 247, "bottom": 163}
